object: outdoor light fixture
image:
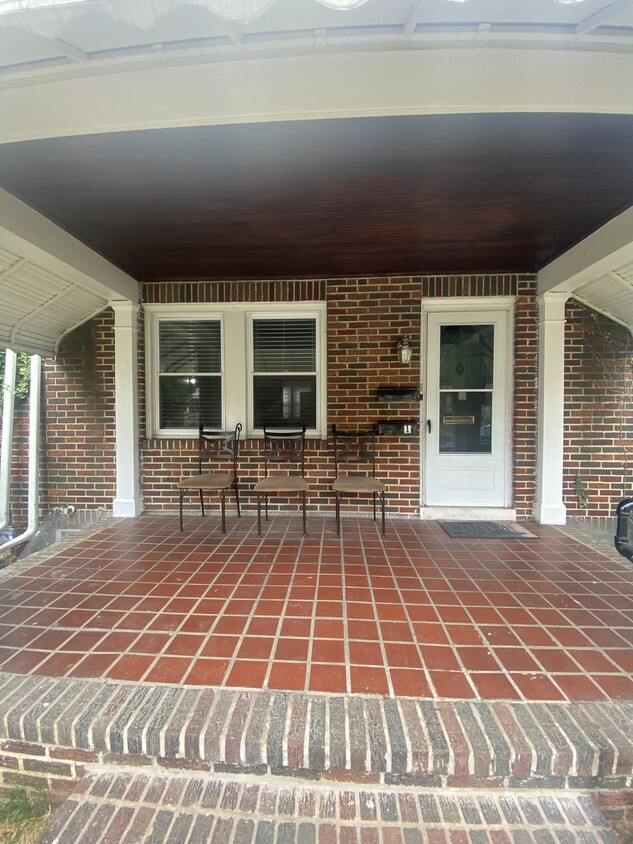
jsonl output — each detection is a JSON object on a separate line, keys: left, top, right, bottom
{"left": 396, "top": 337, "right": 412, "bottom": 365}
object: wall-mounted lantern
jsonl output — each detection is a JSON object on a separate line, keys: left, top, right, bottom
{"left": 396, "top": 337, "right": 412, "bottom": 364}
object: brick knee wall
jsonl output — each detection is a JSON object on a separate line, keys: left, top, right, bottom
{"left": 0, "top": 740, "right": 94, "bottom": 795}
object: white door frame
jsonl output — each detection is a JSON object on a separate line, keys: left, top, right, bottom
{"left": 420, "top": 296, "right": 516, "bottom": 520}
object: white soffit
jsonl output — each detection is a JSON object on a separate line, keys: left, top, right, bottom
{"left": 0, "top": 188, "right": 139, "bottom": 357}
{"left": 538, "top": 207, "right": 633, "bottom": 333}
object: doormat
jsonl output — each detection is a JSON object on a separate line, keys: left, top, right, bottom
{"left": 438, "top": 521, "right": 536, "bottom": 539}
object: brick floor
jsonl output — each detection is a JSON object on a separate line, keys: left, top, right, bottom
{"left": 0, "top": 515, "right": 631, "bottom": 703}
{"left": 36, "top": 770, "right": 620, "bottom": 844}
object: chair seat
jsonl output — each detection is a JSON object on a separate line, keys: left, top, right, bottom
{"left": 177, "top": 473, "right": 234, "bottom": 491}
{"left": 255, "top": 476, "right": 309, "bottom": 493}
{"left": 332, "top": 476, "right": 386, "bottom": 494}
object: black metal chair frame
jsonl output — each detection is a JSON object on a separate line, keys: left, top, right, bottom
{"left": 332, "top": 424, "right": 386, "bottom": 536}
{"left": 178, "top": 422, "right": 242, "bottom": 533}
{"left": 256, "top": 426, "right": 308, "bottom": 536}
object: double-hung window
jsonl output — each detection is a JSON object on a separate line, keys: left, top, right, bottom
{"left": 145, "top": 304, "right": 325, "bottom": 438}
{"left": 250, "top": 315, "right": 318, "bottom": 431}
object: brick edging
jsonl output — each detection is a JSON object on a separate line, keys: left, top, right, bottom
{"left": 1, "top": 673, "right": 631, "bottom": 790}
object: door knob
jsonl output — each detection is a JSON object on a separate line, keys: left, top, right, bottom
{"left": 427, "top": 419, "right": 432, "bottom": 433}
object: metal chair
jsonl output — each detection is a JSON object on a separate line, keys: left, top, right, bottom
{"left": 254, "top": 426, "right": 308, "bottom": 536}
{"left": 177, "top": 423, "right": 242, "bottom": 533}
{"left": 331, "top": 424, "right": 386, "bottom": 536}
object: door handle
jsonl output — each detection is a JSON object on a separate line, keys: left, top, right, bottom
{"left": 427, "top": 419, "right": 431, "bottom": 433}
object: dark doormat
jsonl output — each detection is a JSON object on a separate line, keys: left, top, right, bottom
{"left": 438, "top": 521, "right": 536, "bottom": 539}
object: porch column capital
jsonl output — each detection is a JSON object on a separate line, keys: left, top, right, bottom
{"left": 111, "top": 299, "right": 142, "bottom": 517}
{"left": 534, "top": 291, "right": 568, "bottom": 525}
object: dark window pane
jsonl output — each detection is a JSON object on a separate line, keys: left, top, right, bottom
{"left": 254, "top": 376, "right": 316, "bottom": 428}
{"left": 439, "top": 325, "right": 494, "bottom": 390}
{"left": 253, "top": 319, "right": 316, "bottom": 372}
{"left": 439, "top": 391, "right": 492, "bottom": 454}
{"left": 159, "top": 321, "right": 221, "bottom": 373}
{"left": 159, "top": 375, "right": 221, "bottom": 428}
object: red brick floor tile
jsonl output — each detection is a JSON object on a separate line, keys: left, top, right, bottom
{"left": 59, "top": 631, "right": 107, "bottom": 651}
{"left": 350, "top": 665, "right": 389, "bottom": 695}
{"left": 383, "top": 643, "right": 423, "bottom": 669}
{"left": 69, "top": 652, "right": 120, "bottom": 678}
{"left": 592, "top": 674, "right": 633, "bottom": 700}
{"left": 566, "top": 649, "right": 622, "bottom": 673}
{"left": 114, "top": 612, "right": 153, "bottom": 631}
{"left": 436, "top": 606, "right": 471, "bottom": 625}
{"left": 508, "top": 672, "right": 566, "bottom": 701}
{"left": 106, "top": 654, "right": 155, "bottom": 682}
{"left": 267, "top": 661, "right": 307, "bottom": 691}
{"left": 346, "top": 603, "right": 375, "bottom": 620}
{"left": 348, "top": 640, "right": 384, "bottom": 666}
{"left": 582, "top": 628, "right": 630, "bottom": 649}
{"left": 492, "top": 648, "right": 541, "bottom": 672}
{"left": 280, "top": 617, "right": 312, "bottom": 637}
{"left": 428, "top": 671, "right": 476, "bottom": 699}
{"left": 374, "top": 604, "right": 408, "bottom": 622}
{"left": 30, "top": 629, "right": 75, "bottom": 650}
{"left": 604, "top": 648, "right": 633, "bottom": 672}
{"left": 274, "top": 638, "right": 310, "bottom": 662}
{"left": 444, "top": 625, "right": 485, "bottom": 646}
{"left": 148, "top": 613, "right": 187, "bottom": 632}
{"left": 184, "top": 658, "right": 229, "bottom": 686}
{"left": 179, "top": 615, "right": 216, "bottom": 634}
{"left": 199, "top": 636, "right": 240, "bottom": 659}
{"left": 551, "top": 673, "right": 608, "bottom": 702}
{"left": 346, "top": 620, "right": 380, "bottom": 641}
{"left": 0, "top": 626, "right": 46, "bottom": 648}
{"left": 144, "top": 656, "right": 190, "bottom": 684}
{"left": 314, "top": 619, "right": 345, "bottom": 639}
{"left": 308, "top": 663, "right": 347, "bottom": 693}
{"left": 456, "top": 647, "right": 499, "bottom": 672}
{"left": 129, "top": 632, "right": 171, "bottom": 653}
{"left": 163, "top": 634, "right": 205, "bottom": 657}
{"left": 311, "top": 639, "right": 346, "bottom": 664}
{"left": 407, "top": 605, "right": 441, "bottom": 623}
{"left": 245, "top": 617, "right": 279, "bottom": 636}
{"left": 511, "top": 626, "right": 558, "bottom": 647}
{"left": 32, "top": 650, "right": 86, "bottom": 676}
{"left": 237, "top": 637, "right": 274, "bottom": 660}
{"left": 380, "top": 621, "right": 415, "bottom": 643}
{"left": 411, "top": 623, "right": 450, "bottom": 646}
{"left": 212, "top": 616, "right": 249, "bottom": 635}
{"left": 468, "top": 672, "right": 521, "bottom": 701}
{"left": 225, "top": 660, "right": 269, "bottom": 689}
{"left": 479, "top": 627, "right": 523, "bottom": 647}
{"left": 422, "top": 646, "right": 461, "bottom": 671}
{"left": 389, "top": 667, "right": 432, "bottom": 697}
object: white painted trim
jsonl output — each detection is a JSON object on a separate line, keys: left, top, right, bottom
{"left": 1, "top": 49, "right": 632, "bottom": 144}
{"left": 111, "top": 300, "right": 142, "bottom": 517}
{"left": 538, "top": 207, "right": 633, "bottom": 296}
{"left": 0, "top": 188, "right": 139, "bottom": 301}
{"left": 420, "top": 507, "right": 517, "bottom": 522}
{"left": 144, "top": 301, "right": 327, "bottom": 439}
{"left": 534, "top": 291, "right": 567, "bottom": 526}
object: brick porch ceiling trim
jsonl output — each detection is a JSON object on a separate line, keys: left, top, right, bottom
{"left": 1, "top": 672, "right": 631, "bottom": 790}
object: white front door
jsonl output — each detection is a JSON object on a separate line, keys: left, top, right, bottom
{"left": 423, "top": 304, "right": 512, "bottom": 508}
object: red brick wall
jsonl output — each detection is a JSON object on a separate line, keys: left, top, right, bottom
{"left": 564, "top": 300, "right": 633, "bottom": 518}
{"left": 32, "top": 314, "right": 116, "bottom": 525}
{"left": 9, "top": 276, "right": 630, "bottom": 527}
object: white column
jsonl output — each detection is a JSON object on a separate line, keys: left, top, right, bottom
{"left": 534, "top": 292, "right": 568, "bottom": 524}
{"left": 111, "top": 300, "right": 142, "bottom": 517}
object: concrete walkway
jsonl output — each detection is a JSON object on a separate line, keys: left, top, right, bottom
{"left": 37, "top": 770, "right": 619, "bottom": 844}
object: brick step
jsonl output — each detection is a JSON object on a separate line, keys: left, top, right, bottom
{"left": 1, "top": 674, "right": 632, "bottom": 792}
{"left": 36, "top": 770, "right": 620, "bottom": 844}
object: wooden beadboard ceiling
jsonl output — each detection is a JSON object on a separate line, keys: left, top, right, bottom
{"left": 0, "top": 113, "right": 632, "bottom": 282}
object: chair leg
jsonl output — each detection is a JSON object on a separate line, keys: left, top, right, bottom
{"left": 234, "top": 481, "right": 241, "bottom": 518}
{"left": 199, "top": 490, "right": 205, "bottom": 517}
{"left": 179, "top": 489, "right": 186, "bottom": 532}
{"left": 265, "top": 494, "right": 269, "bottom": 523}
{"left": 301, "top": 492, "right": 307, "bottom": 536}
{"left": 381, "top": 492, "right": 386, "bottom": 536}
{"left": 257, "top": 494, "right": 262, "bottom": 537}
{"left": 220, "top": 490, "right": 226, "bottom": 533}
{"left": 372, "top": 492, "right": 377, "bottom": 522}
{"left": 335, "top": 492, "right": 341, "bottom": 537}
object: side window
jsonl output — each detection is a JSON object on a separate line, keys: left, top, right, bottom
{"left": 251, "top": 316, "right": 318, "bottom": 432}
{"left": 156, "top": 319, "right": 222, "bottom": 432}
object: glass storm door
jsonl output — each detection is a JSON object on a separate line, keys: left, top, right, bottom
{"left": 424, "top": 309, "right": 509, "bottom": 507}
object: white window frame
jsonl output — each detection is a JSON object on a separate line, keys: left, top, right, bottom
{"left": 145, "top": 303, "right": 326, "bottom": 439}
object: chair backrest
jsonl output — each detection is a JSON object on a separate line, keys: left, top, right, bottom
{"left": 262, "top": 426, "right": 306, "bottom": 478}
{"left": 332, "top": 425, "right": 379, "bottom": 479}
{"left": 198, "top": 423, "right": 242, "bottom": 476}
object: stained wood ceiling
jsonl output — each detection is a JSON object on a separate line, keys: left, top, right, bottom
{"left": 0, "top": 112, "right": 632, "bottom": 282}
